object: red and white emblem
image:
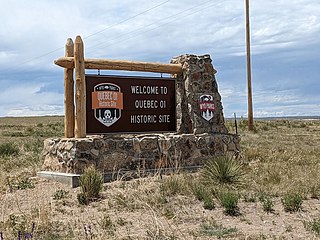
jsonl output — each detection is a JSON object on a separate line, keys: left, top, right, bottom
{"left": 199, "top": 94, "right": 215, "bottom": 121}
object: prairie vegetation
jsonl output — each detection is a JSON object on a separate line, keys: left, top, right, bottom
{"left": 0, "top": 116, "right": 320, "bottom": 239}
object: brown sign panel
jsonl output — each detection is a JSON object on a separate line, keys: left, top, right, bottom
{"left": 86, "top": 75, "right": 176, "bottom": 134}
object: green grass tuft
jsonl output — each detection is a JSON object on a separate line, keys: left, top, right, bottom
{"left": 219, "top": 191, "right": 240, "bottom": 216}
{"left": 282, "top": 193, "right": 303, "bottom": 212}
{"left": 261, "top": 197, "right": 274, "bottom": 213}
{"left": 78, "top": 166, "right": 103, "bottom": 204}
{"left": 304, "top": 217, "right": 320, "bottom": 235}
{"left": 160, "top": 175, "right": 188, "bottom": 196}
{"left": 53, "top": 189, "right": 69, "bottom": 200}
{"left": 199, "top": 221, "right": 237, "bottom": 237}
{"left": 0, "top": 142, "right": 19, "bottom": 156}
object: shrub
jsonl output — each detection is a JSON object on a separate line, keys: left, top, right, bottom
{"left": 203, "top": 196, "right": 215, "bottom": 210}
{"left": 191, "top": 183, "right": 215, "bottom": 210}
{"left": 304, "top": 217, "right": 320, "bottom": 235}
{"left": 160, "top": 175, "right": 186, "bottom": 196}
{"left": 7, "top": 214, "right": 27, "bottom": 234}
{"left": 100, "top": 215, "right": 116, "bottom": 236}
{"left": 200, "top": 221, "right": 237, "bottom": 237}
{"left": 100, "top": 215, "right": 113, "bottom": 230}
{"left": 192, "top": 183, "right": 210, "bottom": 201}
{"left": 219, "top": 191, "right": 240, "bottom": 216}
{"left": 281, "top": 193, "right": 303, "bottom": 212}
{"left": 0, "top": 142, "right": 19, "bottom": 157}
{"left": 202, "top": 155, "right": 244, "bottom": 186}
{"left": 310, "top": 184, "right": 320, "bottom": 199}
{"left": 261, "top": 197, "right": 274, "bottom": 213}
{"left": 78, "top": 166, "right": 103, "bottom": 204}
{"left": 6, "top": 176, "right": 34, "bottom": 191}
{"left": 239, "top": 117, "right": 248, "bottom": 130}
{"left": 53, "top": 189, "right": 69, "bottom": 200}
{"left": 77, "top": 193, "right": 89, "bottom": 205}
{"left": 23, "top": 138, "right": 43, "bottom": 154}
{"left": 243, "top": 193, "right": 257, "bottom": 203}
{"left": 6, "top": 215, "right": 36, "bottom": 238}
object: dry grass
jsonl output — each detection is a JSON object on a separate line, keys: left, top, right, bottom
{"left": 0, "top": 116, "right": 320, "bottom": 239}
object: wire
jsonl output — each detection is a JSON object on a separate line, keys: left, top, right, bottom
{"left": 3, "top": 0, "right": 226, "bottom": 71}
{"left": 87, "top": 0, "right": 223, "bottom": 56}
{"left": 1, "top": 0, "right": 171, "bottom": 71}
{"left": 84, "top": 0, "right": 170, "bottom": 39}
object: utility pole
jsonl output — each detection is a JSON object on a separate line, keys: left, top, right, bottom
{"left": 245, "top": 0, "right": 254, "bottom": 130}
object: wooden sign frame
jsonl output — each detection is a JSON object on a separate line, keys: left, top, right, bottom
{"left": 54, "top": 36, "right": 182, "bottom": 138}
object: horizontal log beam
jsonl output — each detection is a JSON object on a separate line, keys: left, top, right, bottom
{"left": 54, "top": 57, "right": 182, "bottom": 74}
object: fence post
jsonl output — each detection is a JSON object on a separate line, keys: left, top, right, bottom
{"left": 74, "top": 36, "right": 86, "bottom": 138}
{"left": 64, "top": 38, "right": 75, "bottom": 138}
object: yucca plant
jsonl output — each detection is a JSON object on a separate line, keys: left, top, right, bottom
{"left": 78, "top": 166, "right": 103, "bottom": 204}
{"left": 202, "top": 155, "right": 245, "bottom": 187}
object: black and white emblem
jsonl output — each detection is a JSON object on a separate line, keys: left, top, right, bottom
{"left": 92, "top": 83, "right": 123, "bottom": 127}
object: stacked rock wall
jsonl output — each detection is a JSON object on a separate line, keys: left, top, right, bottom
{"left": 171, "top": 54, "right": 227, "bottom": 134}
{"left": 43, "top": 133, "right": 240, "bottom": 174}
{"left": 43, "top": 54, "right": 240, "bottom": 174}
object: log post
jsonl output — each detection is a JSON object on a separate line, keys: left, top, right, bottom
{"left": 54, "top": 57, "right": 182, "bottom": 74}
{"left": 74, "top": 36, "right": 86, "bottom": 138}
{"left": 64, "top": 38, "right": 75, "bottom": 138}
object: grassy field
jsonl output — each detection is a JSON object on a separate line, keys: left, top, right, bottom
{"left": 0, "top": 116, "right": 320, "bottom": 239}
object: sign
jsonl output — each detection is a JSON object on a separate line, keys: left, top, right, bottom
{"left": 199, "top": 94, "right": 215, "bottom": 121}
{"left": 91, "top": 83, "right": 123, "bottom": 127}
{"left": 86, "top": 75, "right": 176, "bottom": 134}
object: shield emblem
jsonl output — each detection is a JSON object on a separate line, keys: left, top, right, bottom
{"left": 199, "top": 94, "right": 215, "bottom": 121}
{"left": 91, "top": 83, "right": 123, "bottom": 127}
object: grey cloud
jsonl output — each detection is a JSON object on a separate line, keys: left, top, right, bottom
{"left": 0, "top": 0, "right": 319, "bottom": 117}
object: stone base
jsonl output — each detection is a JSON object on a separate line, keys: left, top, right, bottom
{"left": 42, "top": 133, "right": 240, "bottom": 174}
{"left": 37, "top": 171, "right": 81, "bottom": 188}
{"left": 38, "top": 166, "right": 203, "bottom": 188}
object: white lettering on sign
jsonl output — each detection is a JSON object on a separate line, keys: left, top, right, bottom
{"left": 98, "top": 101, "right": 117, "bottom": 108}
{"left": 131, "top": 85, "right": 159, "bottom": 95}
{"left": 130, "top": 114, "right": 170, "bottom": 124}
{"left": 160, "top": 86, "right": 168, "bottom": 94}
{"left": 135, "top": 100, "right": 158, "bottom": 109}
{"left": 159, "top": 114, "right": 170, "bottom": 123}
{"left": 97, "top": 91, "right": 118, "bottom": 101}
{"left": 130, "top": 115, "right": 157, "bottom": 124}
{"left": 133, "top": 100, "right": 167, "bottom": 109}
{"left": 128, "top": 83, "right": 172, "bottom": 126}
{"left": 159, "top": 100, "right": 166, "bottom": 108}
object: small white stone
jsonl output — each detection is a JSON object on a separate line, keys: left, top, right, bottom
{"left": 91, "top": 149, "right": 99, "bottom": 156}
{"left": 65, "top": 142, "right": 74, "bottom": 151}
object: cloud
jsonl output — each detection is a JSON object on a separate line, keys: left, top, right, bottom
{"left": 250, "top": 1, "right": 320, "bottom": 54}
{"left": 6, "top": 105, "right": 64, "bottom": 117}
{"left": 0, "top": 79, "right": 63, "bottom": 116}
{"left": 0, "top": 0, "right": 319, "bottom": 117}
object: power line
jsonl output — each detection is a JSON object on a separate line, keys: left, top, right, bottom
{"left": 84, "top": 0, "right": 170, "bottom": 39}
{"left": 1, "top": 0, "right": 171, "bottom": 71}
{"left": 87, "top": 0, "right": 224, "bottom": 56}
{"left": 86, "top": 0, "right": 215, "bottom": 52}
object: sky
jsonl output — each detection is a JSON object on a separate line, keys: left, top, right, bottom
{"left": 0, "top": 0, "right": 319, "bottom": 118}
